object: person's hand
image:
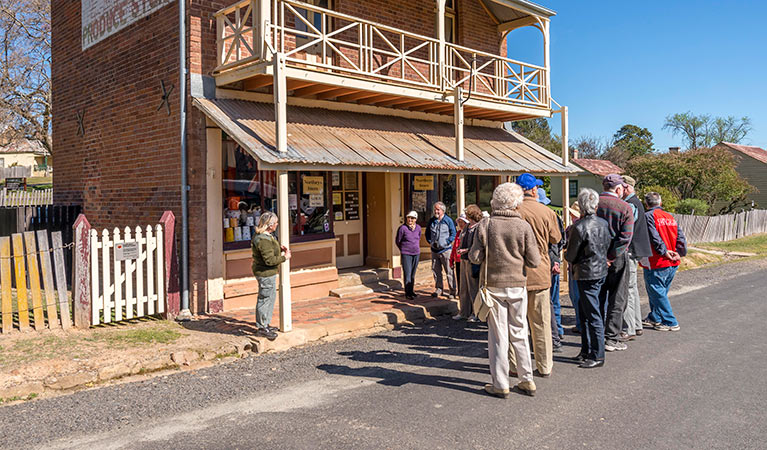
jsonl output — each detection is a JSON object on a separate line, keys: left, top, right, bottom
{"left": 280, "top": 245, "right": 287, "bottom": 252}
{"left": 552, "top": 262, "right": 561, "bottom": 274}
{"left": 607, "top": 260, "right": 613, "bottom": 267}
{"left": 665, "top": 250, "right": 680, "bottom": 261}
{"left": 284, "top": 249, "right": 292, "bottom": 260}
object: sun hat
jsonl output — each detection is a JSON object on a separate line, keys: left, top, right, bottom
{"left": 406, "top": 211, "right": 418, "bottom": 219}
{"left": 537, "top": 187, "right": 551, "bottom": 205}
{"left": 458, "top": 213, "right": 469, "bottom": 224}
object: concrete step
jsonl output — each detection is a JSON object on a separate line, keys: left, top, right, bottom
{"left": 337, "top": 268, "right": 392, "bottom": 288}
{"left": 329, "top": 285, "right": 375, "bottom": 298}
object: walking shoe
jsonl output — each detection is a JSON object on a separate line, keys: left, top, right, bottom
{"left": 619, "top": 332, "right": 636, "bottom": 342}
{"left": 655, "top": 324, "right": 681, "bottom": 331}
{"left": 267, "top": 326, "right": 279, "bottom": 332}
{"left": 605, "top": 340, "right": 627, "bottom": 352}
{"left": 635, "top": 329, "right": 644, "bottom": 336}
{"left": 452, "top": 313, "right": 463, "bottom": 320}
{"left": 573, "top": 353, "right": 587, "bottom": 363}
{"left": 514, "top": 381, "right": 537, "bottom": 397}
{"left": 669, "top": 325, "right": 681, "bottom": 331}
{"left": 552, "top": 341, "right": 563, "bottom": 353}
{"left": 483, "top": 384, "right": 510, "bottom": 399}
{"left": 467, "top": 315, "right": 479, "bottom": 323}
{"left": 579, "top": 359, "right": 605, "bottom": 369}
{"left": 643, "top": 319, "right": 660, "bottom": 328}
{"left": 431, "top": 291, "right": 439, "bottom": 297}
{"left": 533, "top": 369, "right": 551, "bottom": 378}
{"left": 256, "top": 328, "right": 278, "bottom": 341}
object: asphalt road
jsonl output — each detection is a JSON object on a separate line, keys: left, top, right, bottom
{"left": 2, "top": 258, "right": 766, "bottom": 450}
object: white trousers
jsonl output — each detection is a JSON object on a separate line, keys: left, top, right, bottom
{"left": 487, "top": 286, "right": 533, "bottom": 390}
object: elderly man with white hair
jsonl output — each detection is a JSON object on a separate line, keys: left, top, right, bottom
{"left": 470, "top": 182, "right": 540, "bottom": 398}
{"left": 425, "top": 201, "right": 457, "bottom": 299}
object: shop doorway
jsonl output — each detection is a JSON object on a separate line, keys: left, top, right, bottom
{"left": 333, "top": 171, "right": 364, "bottom": 268}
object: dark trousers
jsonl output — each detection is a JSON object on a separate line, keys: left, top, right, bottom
{"left": 550, "top": 273, "right": 562, "bottom": 345}
{"left": 578, "top": 277, "right": 606, "bottom": 361}
{"left": 599, "top": 252, "right": 629, "bottom": 343}
{"left": 401, "top": 254, "right": 420, "bottom": 296}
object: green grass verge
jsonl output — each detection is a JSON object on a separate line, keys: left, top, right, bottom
{"left": 696, "top": 233, "right": 767, "bottom": 255}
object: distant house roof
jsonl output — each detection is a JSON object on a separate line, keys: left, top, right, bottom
{"left": 0, "top": 139, "right": 49, "bottom": 156}
{"left": 572, "top": 158, "right": 624, "bottom": 177}
{"left": 718, "top": 142, "right": 767, "bottom": 165}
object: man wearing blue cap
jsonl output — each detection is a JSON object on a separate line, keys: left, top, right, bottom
{"left": 508, "top": 173, "right": 561, "bottom": 377}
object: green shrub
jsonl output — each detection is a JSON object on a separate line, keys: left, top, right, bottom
{"left": 676, "top": 198, "right": 709, "bottom": 216}
{"left": 637, "top": 185, "right": 679, "bottom": 212}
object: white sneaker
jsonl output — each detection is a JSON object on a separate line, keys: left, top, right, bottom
{"left": 452, "top": 313, "right": 463, "bottom": 320}
{"left": 467, "top": 315, "right": 479, "bottom": 323}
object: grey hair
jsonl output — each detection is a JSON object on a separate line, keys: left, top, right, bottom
{"left": 645, "top": 192, "right": 662, "bottom": 208}
{"left": 578, "top": 188, "right": 600, "bottom": 215}
{"left": 490, "top": 182, "right": 524, "bottom": 212}
{"left": 255, "top": 211, "right": 278, "bottom": 234}
{"left": 433, "top": 201, "right": 446, "bottom": 212}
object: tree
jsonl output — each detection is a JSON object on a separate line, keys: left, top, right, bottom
{"left": 626, "top": 148, "right": 753, "bottom": 214}
{"left": 570, "top": 135, "right": 605, "bottom": 159}
{"left": 663, "top": 112, "right": 751, "bottom": 150}
{"left": 511, "top": 118, "right": 561, "bottom": 156}
{"left": 663, "top": 112, "right": 709, "bottom": 150}
{"left": 0, "top": 0, "right": 51, "bottom": 150}
{"left": 611, "top": 124, "right": 654, "bottom": 158}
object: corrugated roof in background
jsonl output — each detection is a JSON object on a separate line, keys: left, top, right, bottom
{"left": 194, "top": 97, "right": 579, "bottom": 175}
{"left": 718, "top": 142, "right": 767, "bottom": 165}
{"left": 572, "top": 158, "right": 624, "bottom": 177}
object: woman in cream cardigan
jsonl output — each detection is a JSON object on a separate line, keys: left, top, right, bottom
{"left": 469, "top": 183, "right": 541, "bottom": 398}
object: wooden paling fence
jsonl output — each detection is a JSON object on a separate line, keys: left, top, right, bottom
{"left": 0, "top": 188, "right": 53, "bottom": 207}
{"left": 0, "top": 231, "right": 72, "bottom": 333}
{"left": 673, "top": 210, "right": 767, "bottom": 244}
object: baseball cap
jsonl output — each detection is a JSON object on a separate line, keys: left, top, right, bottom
{"left": 537, "top": 187, "right": 551, "bottom": 205}
{"left": 458, "top": 213, "right": 469, "bottom": 224}
{"left": 516, "top": 173, "right": 544, "bottom": 190}
{"left": 602, "top": 174, "right": 625, "bottom": 189}
{"left": 406, "top": 211, "right": 418, "bottom": 219}
{"left": 622, "top": 175, "right": 636, "bottom": 187}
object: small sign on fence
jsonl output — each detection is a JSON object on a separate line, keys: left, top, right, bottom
{"left": 115, "top": 241, "right": 139, "bottom": 261}
{"left": 5, "top": 177, "right": 26, "bottom": 190}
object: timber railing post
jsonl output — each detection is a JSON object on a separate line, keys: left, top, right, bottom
{"left": 161, "top": 211, "right": 180, "bottom": 319}
{"left": 72, "top": 214, "right": 91, "bottom": 328}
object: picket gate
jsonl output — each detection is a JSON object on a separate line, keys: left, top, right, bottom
{"left": 89, "top": 224, "right": 165, "bottom": 325}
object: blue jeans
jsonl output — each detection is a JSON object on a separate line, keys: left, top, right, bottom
{"left": 643, "top": 265, "right": 679, "bottom": 326}
{"left": 568, "top": 274, "right": 581, "bottom": 330}
{"left": 401, "top": 254, "right": 420, "bottom": 296}
{"left": 256, "top": 275, "right": 278, "bottom": 330}
{"left": 550, "top": 273, "right": 563, "bottom": 336}
{"left": 578, "top": 277, "right": 606, "bottom": 361}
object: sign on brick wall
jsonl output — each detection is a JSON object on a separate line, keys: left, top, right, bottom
{"left": 82, "top": 0, "right": 174, "bottom": 50}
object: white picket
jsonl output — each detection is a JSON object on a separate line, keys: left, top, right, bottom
{"left": 101, "top": 229, "right": 112, "bottom": 323}
{"left": 146, "top": 225, "right": 155, "bottom": 316}
{"left": 124, "top": 227, "right": 134, "bottom": 319}
{"left": 112, "top": 228, "right": 123, "bottom": 322}
{"left": 155, "top": 224, "right": 165, "bottom": 314}
{"left": 135, "top": 226, "right": 145, "bottom": 318}
{"left": 90, "top": 229, "right": 101, "bottom": 325}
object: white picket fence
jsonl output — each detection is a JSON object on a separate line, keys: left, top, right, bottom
{"left": 90, "top": 225, "right": 165, "bottom": 325}
{"left": 0, "top": 188, "right": 53, "bottom": 207}
{"left": 673, "top": 209, "right": 767, "bottom": 244}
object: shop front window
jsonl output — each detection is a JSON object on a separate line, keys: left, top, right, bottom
{"left": 289, "top": 171, "right": 333, "bottom": 240}
{"left": 404, "top": 174, "right": 500, "bottom": 224}
{"left": 222, "top": 141, "right": 278, "bottom": 250}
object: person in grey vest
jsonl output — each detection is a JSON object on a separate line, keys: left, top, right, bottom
{"left": 621, "top": 176, "right": 652, "bottom": 340}
{"left": 425, "top": 201, "right": 457, "bottom": 299}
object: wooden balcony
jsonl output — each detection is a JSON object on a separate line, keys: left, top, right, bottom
{"left": 213, "top": 0, "right": 552, "bottom": 122}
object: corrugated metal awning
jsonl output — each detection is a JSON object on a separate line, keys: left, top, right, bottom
{"left": 194, "top": 97, "right": 579, "bottom": 176}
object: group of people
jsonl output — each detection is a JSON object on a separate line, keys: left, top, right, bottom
{"left": 397, "top": 172, "right": 687, "bottom": 399}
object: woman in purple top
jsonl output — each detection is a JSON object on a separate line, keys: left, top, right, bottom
{"left": 396, "top": 211, "right": 422, "bottom": 300}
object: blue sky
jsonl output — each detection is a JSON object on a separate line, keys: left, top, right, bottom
{"left": 507, "top": 1, "right": 767, "bottom": 151}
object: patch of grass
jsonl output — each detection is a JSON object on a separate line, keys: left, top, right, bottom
{"left": 0, "top": 393, "right": 37, "bottom": 404}
{"left": 90, "top": 328, "right": 182, "bottom": 347}
{"left": 697, "top": 233, "right": 767, "bottom": 255}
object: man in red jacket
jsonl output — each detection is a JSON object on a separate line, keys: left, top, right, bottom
{"left": 641, "top": 192, "right": 687, "bottom": 331}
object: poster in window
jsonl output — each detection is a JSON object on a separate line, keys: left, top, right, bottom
{"left": 309, "top": 194, "right": 324, "bottom": 207}
{"left": 412, "top": 191, "right": 427, "bottom": 212}
{"left": 413, "top": 175, "right": 434, "bottom": 191}
{"left": 334, "top": 211, "right": 344, "bottom": 221}
{"left": 332, "top": 192, "right": 342, "bottom": 205}
{"left": 302, "top": 176, "right": 324, "bottom": 194}
{"left": 343, "top": 172, "right": 358, "bottom": 191}
{"left": 332, "top": 171, "right": 341, "bottom": 188}
{"left": 344, "top": 191, "right": 360, "bottom": 220}
{"left": 289, "top": 194, "right": 298, "bottom": 210}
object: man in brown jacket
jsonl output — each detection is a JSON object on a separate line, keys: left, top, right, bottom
{"left": 509, "top": 173, "right": 562, "bottom": 377}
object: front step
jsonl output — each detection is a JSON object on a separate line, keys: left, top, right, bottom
{"left": 329, "top": 285, "right": 374, "bottom": 298}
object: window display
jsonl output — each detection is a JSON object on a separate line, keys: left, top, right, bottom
{"left": 289, "top": 171, "right": 333, "bottom": 239}
{"left": 222, "top": 141, "right": 278, "bottom": 250}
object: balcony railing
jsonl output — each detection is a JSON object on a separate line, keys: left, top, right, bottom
{"left": 215, "top": 0, "right": 550, "bottom": 110}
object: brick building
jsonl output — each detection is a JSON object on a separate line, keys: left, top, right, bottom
{"left": 52, "top": 0, "right": 579, "bottom": 329}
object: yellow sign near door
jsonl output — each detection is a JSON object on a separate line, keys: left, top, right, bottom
{"left": 413, "top": 175, "right": 434, "bottom": 191}
{"left": 302, "top": 176, "right": 324, "bottom": 194}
